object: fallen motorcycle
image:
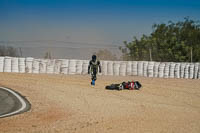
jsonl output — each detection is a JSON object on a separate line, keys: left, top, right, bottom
{"left": 105, "top": 81, "right": 142, "bottom": 91}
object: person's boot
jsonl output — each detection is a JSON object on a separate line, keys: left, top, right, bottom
{"left": 91, "top": 80, "right": 95, "bottom": 86}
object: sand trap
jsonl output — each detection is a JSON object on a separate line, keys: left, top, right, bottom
{"left": 0, "top": 73, "right": 199, "bottom": 133}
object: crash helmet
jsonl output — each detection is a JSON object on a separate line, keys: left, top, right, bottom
{"left": 92, "top": 55, "right": 97, "bottom": 61}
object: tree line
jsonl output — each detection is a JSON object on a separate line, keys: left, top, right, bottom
{"left": 0, "top": 45, "right": 20, "bottom": 57}
{"left": 119, "top": 17, "right": 200, "bottom": 62}
{"left": 1, "top": 17, "right": 199, "bottom": 62}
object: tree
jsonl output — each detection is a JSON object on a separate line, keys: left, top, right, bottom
{"left": 119, "top": 35, "right": 151, "bottom": 61}
{"left": 0, "top": 45, "right": 19, "bottom": 57}
{"left": 120, "top": 17, "right": 200, "bottom": 62}
{"left": 44, "top": 51, "right": 52, "bottom": 59}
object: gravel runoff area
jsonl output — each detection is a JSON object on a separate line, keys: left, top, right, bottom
{"left": 0, "top": 73, "right": 199, "bottom": 133}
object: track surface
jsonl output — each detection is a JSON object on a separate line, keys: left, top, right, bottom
{"left": 0, "top": 87, "right": 30, "bottom": 118}
{"left": 0, "top": 73, "right": 200, "bottom": 133}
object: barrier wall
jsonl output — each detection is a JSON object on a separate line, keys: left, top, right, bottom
{"left": 0, "top": 56, "right": 200, "bottom": 79}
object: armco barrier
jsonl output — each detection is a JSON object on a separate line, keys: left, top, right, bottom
{"left": 0, "top": 56, "right": 199, "bottom": 79}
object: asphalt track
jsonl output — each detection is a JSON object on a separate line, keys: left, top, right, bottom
{"left": 0, "top": 87, "right": 31, "bottom": 118}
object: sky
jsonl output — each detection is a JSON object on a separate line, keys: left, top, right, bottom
{"left": 0, "top": 0, "right": 200, "bottom": 47}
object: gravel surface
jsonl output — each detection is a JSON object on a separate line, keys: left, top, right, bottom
{"left": 0, "top": 73, "right": 200, "bottom": 133}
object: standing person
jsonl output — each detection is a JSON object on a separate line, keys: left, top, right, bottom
{"left": 88, "top": 55, "right": 101, "bottom": 86}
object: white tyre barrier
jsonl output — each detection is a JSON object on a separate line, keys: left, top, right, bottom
{"left": 39, "top": 59, "right": 47, "bottom": 74}
{"left": 46, "top": 59, "right": 55, "bottom": 74}
{"left": 11, "top": 57, "right": 19, "bottom": 73}
{"left": 189, "top": 63, "right": 194, "bottom": 79}
{"left": 164, "top": 62, "right": 170, "bottom": 78}
{"left": 143, "top": 61, "right": 148, "bottom": 77}
{"left": 19, "top": 58, "right": 25, "bottom": 73}
{"left": 98, "top": 61, "right": 102, "bottom": 76}
{"left": 126, "top": 61, "right": 132, "bottom": 76}
{"left": 169, "top": 62, "right": 175, "bottom": 78}
{"left": 4, "top": 56, "right": 12, "bottom": 72}
{"left": 147, "top": 61, "right": 154, "bottom": 77}
{"left": 184, "top": 63, "right": 190, "bottom": 79}
{"left": 0, "top": 57, "right": 4, "bottom": 72}
{"left": 153, "top": 62, "right": 160, "bottom": 78}
{"left": 194, "top": 63, "right": 199, "bottom": 79}
{"left": 101, "top": 61, "right": 108, "bottom": 75}
{"left": 54, "top": 59, "right": 62, "bottom": 74}
{"left": 132, "top": 61, "right": 138, "bottom": 76}
{"left": 198, "top": 63, "right": 200, "bottom": 79}
{"left": 180, "top": 63, "right": 186, "bottom": 78}
{"left": 60, "top": 59, "right": 69, "bottom": 74}
{"left": 25, "top": 57, "right": 33, "bottom": 73}
{"left": 32, "top": 59, "right": 40, "bottom": 74}
{"left": 158, "top": 63, "right": 165, "bottom": 78}
{"left": 107, "top": 61, "right": 113, "bottom": 76}
{"left": 137, "top": 61, "right": 144, "bottom": 76}
{"left": 82, "top": 60, "right": 89, "bottom": 75}
{"left": 119, "top": 62, "right": 126, "bottom": 76}
{"left": 68, "top": 59, "right": 76, "bottom": 75}
{"left": 113, "top": 61, "right": 120, "bottom": 76}
{"left": 76, "top": 60, "right": 83, "bottom": 75}
{"left": 174, "top": 63, "right": 180, "bottom": 78}
{"left": 1, "top": 56, "right": 200, "bottom": 80}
